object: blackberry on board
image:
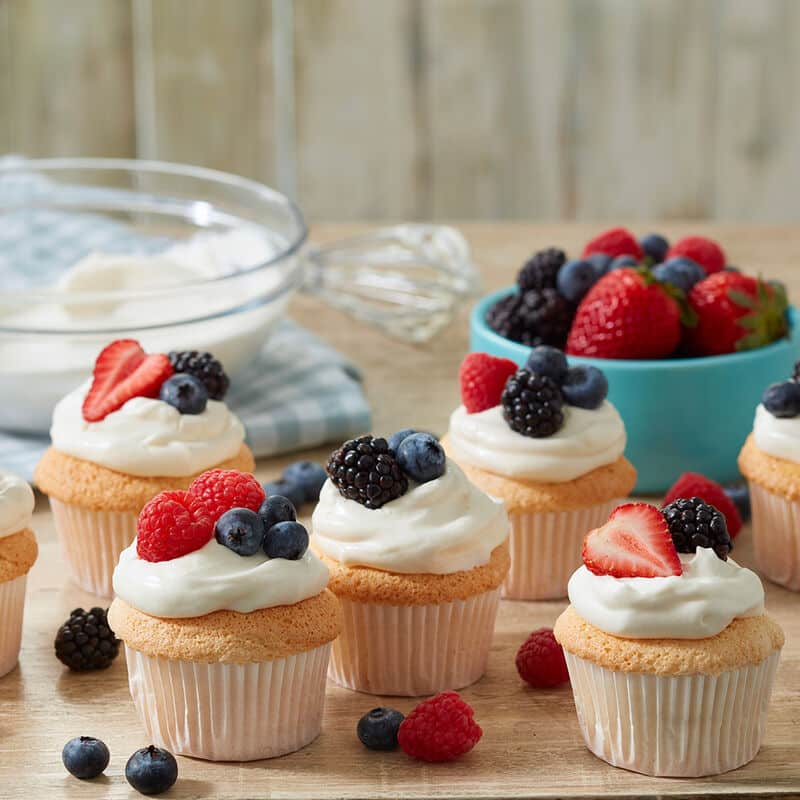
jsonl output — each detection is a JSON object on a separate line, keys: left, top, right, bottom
{"left": 517, "top": 248, "right": 566, "bottom": 291}
{"left": 55, "top": 607, "right": 120, "bottom": 671}
{"left": 661, "top": 497, "right": 732, "bottom": 560}
{"left": 486, "top": 288, "right": 573, "bottom": 348}
{"left": 168, "top": 350, "right": 230, "bottom": 401}
{"left": 326, "top": 435, "right": 408, "bottom": 509}
{"left": 501, "top": 370, "right": 564, "bottom": 438}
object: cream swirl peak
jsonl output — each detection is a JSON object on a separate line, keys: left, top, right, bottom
{"left": 50, "top": 382, "right": 245, "bottom": 478}
{"left": 447, "top": 401, "right": 625, "bottom": 482}
{"left": 312, "top": 458, "right": 508, "bottom": 574}
{"left": 0, "top": 470, "right": 35, "bottom": 539}
{"left": 568, "top": 548, "right": 764, "bottom": 639}
{"left": 753, "top": 403, "right": 800, "bottom": 464}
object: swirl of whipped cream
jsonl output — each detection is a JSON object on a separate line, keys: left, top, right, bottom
{"left": 0, "top": 470, "right": 35, "bottom": 539}
{"left": 311, "top": 459, "right": 509, "bottom": 574}
{"left": 50, "top": 382, "right": 245, "bottom": 478}
{"left": 447, "top": 401, "right": 626, "bottom": 482}
{"left": 113, "top": 538, "right": 330, "bottom": 618}
{"left": 753, "top": 403, "right": 800, "bottom": 464}
{"left": 568, "top": 548, "right": 764, "bottom": 639}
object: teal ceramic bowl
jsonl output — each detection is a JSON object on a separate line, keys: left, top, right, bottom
{"left": 471, "top": 287, "right": 800, "bottom": 494}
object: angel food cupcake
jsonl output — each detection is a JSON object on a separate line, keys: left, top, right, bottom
{"left": 108, "top": 469, "right": 341, "bottom": 761}
{"left": 312, "top": 432, "right": 510, "bottom": 696}
{"left": 35, "top": 340, "right": 254, "bottom": 596}
{"left": 738, "top": 369, "right": 800, "bottom": 590}
{"left": 555, "top": 501, "right": 784, "bottom": 777}
{"left": 443, "top": 348, "right": 636, "bottom": 600}
{"left": 0, "top": 471, "right": 38, "bottom": 678}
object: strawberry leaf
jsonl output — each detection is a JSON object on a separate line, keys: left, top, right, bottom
{"left": 728, "top": 289, "right": 757, "bottom": 309}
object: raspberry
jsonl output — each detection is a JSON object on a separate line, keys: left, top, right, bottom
{"left": 663, "top": 471, "right": 742, "bottom": 538}
{"left": 136, "top": 491, "right": 214, "bottom": 562}
{"left": 459, "top": 352, "right": 518, "bottom": 414}
{"left": 515, "top": 628, "right": 569, "bottom": 688}
{"left": 188, "top": 469, "right": 265, "bottom": 520}
{"left": 666, "top": 235, "right": 726, "bottom": 274}
{"left": 582, "top": 227, "right": 643, "bottom": 260}
{"left": 397, "top": 692, "right": 482, "bottom": 762}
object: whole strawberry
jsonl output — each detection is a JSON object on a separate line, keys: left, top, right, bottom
{"left": 582, "top": 227, "right": 643, "bottom": 260}
{"left": 685, "top": 272, "right": 788, "bottom": 356}
{"left": 666, "top": 235, "right": 726, "bottom": 275}
{"left": 565, "top": 268, "right": 681, "bottom": 359}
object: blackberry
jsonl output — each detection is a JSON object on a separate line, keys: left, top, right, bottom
{"left": 661, "top": 497, "right": 732, "bottom": 560}
{"left": 517, "top": 247, "right": 566, "bottom": 291}
{"left": 168, "top": 351, "right": 229, "bottom": 400}
{"left": 501, "top": 370, "right": 564, "bottom": 438}
{"left": 486, "top": 288, "right": 573, "bottom": 348}
{"left": 326, "top": 435, "right": 408, "bottom": 509}
{"left": 55, "top": 607, "right": 120, "bottom": 671}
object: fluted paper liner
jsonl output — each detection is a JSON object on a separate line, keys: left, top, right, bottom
{"left": 564, "top": 650, "right": 781, "bottom": 777}
{"left": 748, "top": 483, "right": 800, "bottom": 591}
{"left": 124, "top": 642, "right": 332, "bottom": 761}
{"left": 49, "top": 499, "right": 137, "bottom": 597}
{"left": 503, "top": 501, "right": 618, "bottom": 600}
{"left": 0, "top": 575, "right": 27, "bottom": 678}
{"left": 329, "top": 587, "right": 500, "bottom": 696}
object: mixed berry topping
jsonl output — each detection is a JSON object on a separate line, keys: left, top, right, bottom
{"left": 159, "top": 373, "right": 208, "bottom": 414}
{"left": 125, "top": 746, "right": 178, "bottom": 796}
{"left": 663, "top": 471, "right": 742, "bottom": 538}
{"left": 560, "top": 364, "right": 608, "bottom": 410}
{"left": 395, "top": 432, "right": 446, "bottom": 483}
{"left": 54, "top": 607, "right": 120, "bottom": 671}
{"left": 501, "top": 371, "right": 564, "bottom": 438}
{"left": 357, "top": 707, "right": 405, "bottom": 751}
{"left": 763, "top": 365, "right": 800, "bottom": 419}
{"left": 188, "top": 469, "right": 265, "bottom": 519}
{"left": 136, "top": 490, "right": 215, "bottom": 563}
{"left": 168, "top": 350, "right": 230, "bottom": 400}
{"left": 214, "top": 508, "right": 265, "bottom": 556}
{"left": 262, "top": 520, "right": 309, "bottom": 560}
{"left": 258, "top": 494, "right": 297, "bottom": 530}
{"left": 515, "top": 628, "right": 569, "bottom": 689}
{"left": 62, "top": 736, "right": 110, "bottom": 780}
{"left": 459, "top": 352, "right": 518, "bottom": 414}
{"left": 661, "top": 497, "right": 732, "bottom": 561}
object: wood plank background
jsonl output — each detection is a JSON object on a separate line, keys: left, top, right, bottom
{"left": 2, "top": 0, "right": 799, "bottom": 222}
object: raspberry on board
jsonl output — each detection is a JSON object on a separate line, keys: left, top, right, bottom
{"left": 515, "top": 628, "right": 569, "bottom": 688}
{"left": 188, "top": 469, "right": 265, "bottom": 519}
{"left": 136, "top": 490, "right": 215, "bottom": 562}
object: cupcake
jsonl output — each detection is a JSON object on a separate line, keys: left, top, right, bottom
{"left": 35, "top": 340, "right": 254, "bottom": 596}
{"left": 108, "top": 469, "right": 341, "bottom": 761}
{"left": 0, "top": 471, "right": 38, "bottom": 678}
{"left": 443, "top": 348, "right": 636, "bottom": 600}
{"left": 555, "top": 500, "right": 784, "bottom": 777}
{"left": 739, "top": 371, "right": 800, "bottom": 590}
{"left": 312, "top": 432, "right": 510, "bottom": 696}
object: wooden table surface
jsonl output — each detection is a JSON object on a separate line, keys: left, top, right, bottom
{"left": 4, "top": 223, "right": 800, "bottom": 799}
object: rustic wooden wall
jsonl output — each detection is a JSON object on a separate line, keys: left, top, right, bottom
{"left": 1, "top": 0, "right": 799, "bottom": 222}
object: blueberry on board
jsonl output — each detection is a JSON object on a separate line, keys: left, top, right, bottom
{"left": 762, "top": 380, "right": 800, "bottom": 418}
{"left": 159, "top": 373, "right": 208, "bottom": 415}
{"left": 258, "top": 494, "right": 297, "bottom": 531}
{"left": 282, "top": 461, "right": 327, "bottom": 503}
{"left": 639, "top": 233, "right": 669, "bottom": 263}
{"left": 263, "top": 478, "right": 305, "bottom": 509}
{"left": 125, "top": 746, "right": 178, "bottom": 796}
{"left": 608, "top": 255, "right": 639, "bottom": 271}
{"left": 556, "top": 259, "right": 598, "bottom": 304}
{"left": 215, "top": 508, "right": 265, "bottom": 556}
{"left": 396, "top": 433, "right": 446, "bottom": 483}
{"left": 525, "top": 346, "right": 568, "bottom": 385}
{"left": 586, "top": 252, "right": 613, "bottom": 276}
{"left": 561, "top": 365, "right": 608, "bottom": 410}
{"left": 724, "top": 483, "right": 751, "bottom": 523}
{"left": 357, "top": 707, "right": 405, "bottom": 751}
{"left": 62, "top": 737, "right": 110, "bottom": 780}
{"left": 388, "top": 428, "right": 418, "bottom": 453}
{"left": 263, "top": 520, "right": 309, "bottom": 560}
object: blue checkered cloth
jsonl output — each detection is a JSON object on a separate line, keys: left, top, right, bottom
{"left": 0, "top": 163, "right": 371, "bottom": 481}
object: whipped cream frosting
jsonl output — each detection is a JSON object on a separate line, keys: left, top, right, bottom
{"left": 447, "top": 401, "right": 626, "bottom": 482}
{"left": 568, "top": 548, "right": 764, "bottom": 639}
{"left": 50, "top": 382, "right": 245, "bottom": 478}
{"left": 0, "top": 470, "right": 35, "bottom": 539}
{"left": 753, "top": 403, "right": 800, "bottom": 464}
{"left": 311, "top": 458, "right": 509, "bottom": 574}
{"left": 113, "top": 538, "right": 330, "bottom": 618}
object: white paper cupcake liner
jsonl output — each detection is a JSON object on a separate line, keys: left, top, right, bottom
{"left": 0, "top": 575, "right": 27, "bottom": 678}
{"left": 329, "top": 587, "right": 500, "bottom": 696}
{"left": 124, "top": 642, "right": 332, "bottom": 761}
{"left": 502, "top": 501, "right": 618, "bottom": 600}
{"left": 564, "top": 650, "right": 781, "bottom": 777}
{"left": 49, "top": 499, "right": 137, "bottom": 597}
{"left": 748, "top": 483, "right": 800, "bottom": 592}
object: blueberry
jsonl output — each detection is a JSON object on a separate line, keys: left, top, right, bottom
{"left": 263, "top": 520, "right": 309, "bottom": 560}
{"left": 724, "top": 265, "right": 740, "bottom": 273}
{"left": 556, "top": 259, "right": 598, "bottom": 303}
{"left": 586, "top": 252, "right": 612, "bottom": 276}
{"left": 159, "top": 374, "right": 208, "bottom": 415}
{"left": 396, "top": 433, "right": 446, "bottom": 483}
{"left": 639, "top": 233, "right": 669, "bottom": 263}
{"left": 724, "top": 483, "right": 751, "bottom": 523}
{"left": 263, "top": 479, "right": 305, "bottom": 509}
{"left": 258, "top": 494, "right": 297, "bottom": 531}
{"left": 608, "top": 255, "right": 639, "bottom": 271}
{"left": 357, "top": 707, "right": 405, "bottom": 751}
{"left": 653, "top": 257, "right": 704, "bottom": 293}
{"left": 215, "top": 507, "right": 265, "bottom": 556}
{"left": 561, "top": 365, "right": 608, "bottom": 410}
{"left": 525, "top": 346, "right": 568, "bottom": 384}
{"left": 125, "top": 746, "right": 178, "bottom": 796}
{"left": 62, "top": 736, "right": 110, "bottom": 780}
{"left": 282, "top": 461, "right": 327, "bottom": 503}
{"left": 388, "top": 428, "right": 417, "bottom": 453}
{"left": 762, "top": 380, "right": 800, "bottom": 418}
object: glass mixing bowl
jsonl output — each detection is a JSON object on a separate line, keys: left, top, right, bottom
{"left": 0, "top": 158, "right": 477, "bottom": 433}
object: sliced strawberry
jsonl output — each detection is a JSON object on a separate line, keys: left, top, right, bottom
{"left": 459, "top": 352, "right": 518, "bottom": 413}
{"left": 582, "top": 503, "right": 682, "bottom": 579}
{"left": 82, "top": 340, "right": 173, "bottom": 422}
